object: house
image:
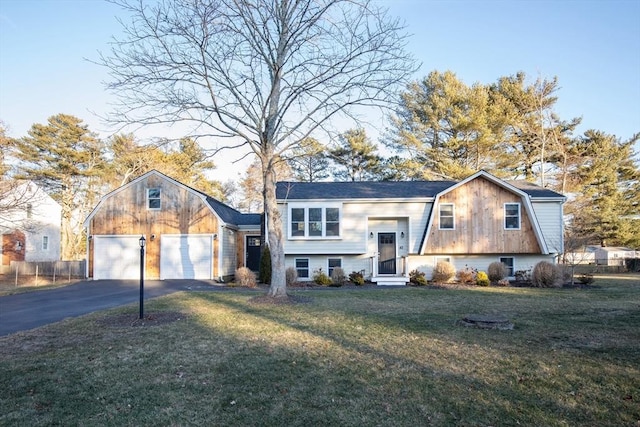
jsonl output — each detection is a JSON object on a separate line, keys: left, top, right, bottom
{"left": 587, "top": 245, "right": 637, "bottom": 266}
{"left": 0, "top": 181, "right": 62, "bottom": 267}
{"left": 276, "top": 171, "right": 565, "bottom": 284}
{"left": 83, "top": 170, "right": 261, "bottom": 280}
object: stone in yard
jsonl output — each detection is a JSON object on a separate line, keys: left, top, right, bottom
{"left": 457, "top": 314, "right": 514, "bottom": 330}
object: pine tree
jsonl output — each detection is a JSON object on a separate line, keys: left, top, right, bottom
{"left": 287, "top": 138, "right": 330, "bottom": 182}
{"left": 329, "top": 128, "right": 382, "bottom": 181}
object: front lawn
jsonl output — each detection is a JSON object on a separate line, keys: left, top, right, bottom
{"left": 1, "top": 275, "right": 638, "bottom": 426}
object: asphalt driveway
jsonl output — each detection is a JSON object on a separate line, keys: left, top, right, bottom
{"left": 0, "top": 279, "right": 221, "bottom": 336}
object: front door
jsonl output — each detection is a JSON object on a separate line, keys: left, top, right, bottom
{"left": 378, "top": 232, "right": 396, "bottom": 275}
{"left": 245, "top": 236, "right": 262, "bottom": 272}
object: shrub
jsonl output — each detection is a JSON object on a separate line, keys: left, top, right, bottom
{"left": 409, "top": 269, "right": 428, "bottom": 286}
{"left": 531, "top": 261, "right": 561, "bottom": 288}
{"left": 577, "top": 273, "right": 595, "bottom": 285}
{"left": 330, "top": 267, "right": 347, "bottom": 286}
{"left": 496, "top": 278, "right": 510, "bottom": 287}
{"left": 487, "top": 262, "right": 507, "bottom": 282}
{"left": 258, "top": 245, "right": 272, "bottom": 285}
{"left": 515, "top": 269, "right": 531, "bottom": 283}
{"left": 349, "top": 271, "right": 365, "bottom": 286}
{"left": 285, "top": 267, "right": 298, "bottom": 286}
{"left": 313, "top": 268, "right": 332, "bottom": 286}
{"left": 235, "top": 267, "right": 257, "bottom": 288}
{"left": 432, "top": 260, "right": 455, "bottom": 283}
{"left": 476, "top": 270, "right": 490, "bottom": 286}
{"left": 456, "top": 265, "right": 476, "bottom": 284}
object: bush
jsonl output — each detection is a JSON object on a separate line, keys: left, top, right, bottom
{"left": 409, "top": 269, "right": 428, "bottom": 286}
{"left": 531, "top": 261, "right": 561, "bottom": 288}
{"left": 313, "top": 268, "right": 332, "bottom": 286}
{"left": 488, "top": 262, "right": 507, "bottom": 282}
{"left": 330, "top": 267, "right": 347, "bottom": 286}
{"left": 349, "top": 271, "right": 365, "bottom": 286}
{"left": 235, "top": 267, "right": 257, "bottom": 288}
{"left": 496, "top": 279, "right": 510, "bottom": 287}
{"left": 432, "top": 261, "right": 455, "bottom": 283}
{"left": 285, "top": 267, "right": 298, "bottom": 286}
{"left": 456, "top": 265, "right": 476, "bottom": 284}
{"left": 515, "top": 269, "right": 531, "bottom": 283}
{"left": 476, "top": 270, "right": 490, "bottom": 286}
{"left": 577, "top": 273, "right": 595, "bottom": 285}
{"left": 258, "top": 246, "right": 272, "bottom": 285}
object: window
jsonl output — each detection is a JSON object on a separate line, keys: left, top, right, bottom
{"left": 500, "top": 257, "right": 515, "bottom": 276}
{"left": 27, "top": 204, "right": 33, "bottom": 219}
{"left": 504, "top": 203, "right": 520, "bottom": 229}
{"left": 328, "top": 258, "right": 342, "bottom": 276}
{"left": 439, "top": 204, "right": 454, "bottom": 229}
{"left": 295, "top": 258, "right": 310, "bottom": 279}
{"left": 288, "top": 205, "right": 341, "bottom": 238}
{"left": 435, "top": 256, "right": 451, "bottom": 264}
{"left": 147, "top": 188, "right": 161, "bottom": 210}
{"left": 42, "top": 236, "right": 49, "bottom": 251}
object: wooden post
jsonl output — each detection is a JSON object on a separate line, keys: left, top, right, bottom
{"left": 53, "top": 262, "right": 57, "bottom": 284}
{"left": 15, "top": 266, "right": 18, "bottom": 287}
{"left": 35, "top": 264, "right": 39, "bottom": 286}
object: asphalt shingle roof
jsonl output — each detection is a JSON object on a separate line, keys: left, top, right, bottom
{"left": 276, "top": 179, "right": 565, "bottom": 200}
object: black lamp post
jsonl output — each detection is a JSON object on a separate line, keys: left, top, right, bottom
{"left": 139, "top": 235, "right": 146, "bottom": 319}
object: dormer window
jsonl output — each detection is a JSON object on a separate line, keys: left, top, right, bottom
{"left": 147, "top": 188, "right": 161, "bottom": 210}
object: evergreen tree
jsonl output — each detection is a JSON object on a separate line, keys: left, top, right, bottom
{"left": 12, "top": 114, "right": 106, "bottom": 259}
{"left": 287, "top": 138, "right": 330, "bottom": 182}
{"left": 566, "top": 130, "right": 640, "bottom": 248}
{"left": 329, "top": 128, "right": 382, "bottom": 181}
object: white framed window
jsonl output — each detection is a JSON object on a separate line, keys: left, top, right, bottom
{"left": 288, "top": 204, "right": 341, "bottom": 239}
{"left": 147, "top": 188, "right": 161, "bottom": 210}
{"left": 42, "top": 236, "right": 49, "bottom": 251}
{"left": 435, "top": 256, "right": 451, "bottom": 264}
{"left": 295, "top": 258, "right": 310, "bottom": 279}
{"left": 499, "top": 257, "right": 514, "bottom": 276}
{"left": 504, "top": 203, "right": 521, "bottom": 229}
{"left": 328, "top": 258, "right": 342, "bottom": 277}
{"left": 439, "top": 203, "right": 454, "bottom": 230}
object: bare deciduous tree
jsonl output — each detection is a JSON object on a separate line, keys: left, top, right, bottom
{"left": 101, "top": 0, "right": 417, "bottom": 297}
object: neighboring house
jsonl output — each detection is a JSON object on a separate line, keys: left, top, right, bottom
{"left": 276, "top": 171, "right": 566, "bottom": 284}
{"left": 83, "top": 170, "right": 261, "bottom": 280}
{"left": 587, "top": 245, "right": 637, "bottom": 266}
{"left": 0, "top": 181, "right": 62, "bottom": 266}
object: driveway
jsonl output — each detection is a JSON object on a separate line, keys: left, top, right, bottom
{"left": 0, "top": 279, "right": 220, "bottom": 337}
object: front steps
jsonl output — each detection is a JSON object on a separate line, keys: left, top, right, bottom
{"left": 372, "top": 276, "right": 409, "bottom": 286}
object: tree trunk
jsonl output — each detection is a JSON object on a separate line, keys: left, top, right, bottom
{"left": 262, "top": 154, "right": 287, "bottom": 298}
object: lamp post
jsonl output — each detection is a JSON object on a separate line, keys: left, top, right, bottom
{"left": 139, "top": 235, "right": 146, "bottom": 319}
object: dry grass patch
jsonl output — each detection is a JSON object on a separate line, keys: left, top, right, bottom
{"left": 0, "top": 274, "right": 638, "bottom": 426}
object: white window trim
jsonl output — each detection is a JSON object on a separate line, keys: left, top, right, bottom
{"left": 42, "top": 235, "right": 49, "bottom": 251}
{"left": 438, "top": 203, "right": 455, "bottom": 230}
{"left": 288, "top": 203, "right": 342, "bottom": 240}
{"left": 147, "top": 188, "right": 161, "bottom": 210}
{"left": 504, "top": 203, "right": 521, "bottom": 230}
{"left": 295, "top": 257, "right": 310, "bottom": 279}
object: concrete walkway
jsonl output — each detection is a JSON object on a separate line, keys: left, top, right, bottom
{"left": 0, "top": 279, "right": 220, "bottom": 336}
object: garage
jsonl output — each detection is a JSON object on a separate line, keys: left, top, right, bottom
{"left": 160, "top": 234, "right": 213, "bottom": 280}
{"left": 93, "top": 235, "right": 141, "bottom": 280}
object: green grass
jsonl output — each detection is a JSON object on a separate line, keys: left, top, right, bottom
{"left": 1, "top": 275, "right": 638, "bottom": 426}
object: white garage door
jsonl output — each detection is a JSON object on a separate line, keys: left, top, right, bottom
{"left": 160, "top": 235, "right": 213, "bottom": 280}
{"left": 93, "top": 236, "right": 141, "bottom": 280}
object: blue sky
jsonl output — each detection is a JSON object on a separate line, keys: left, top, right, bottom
{"left": 1, "top": 0, "right": 639, "bottom": 179}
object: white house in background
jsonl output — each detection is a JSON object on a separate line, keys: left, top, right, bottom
{"left": 0, "top": 181, "right": 62, "bottom": 266}
{"left": 588, "top": 245, "right": 637, "bottom": 266}
{"left": 276, "top": 170, "right": 566, "bottom": 284}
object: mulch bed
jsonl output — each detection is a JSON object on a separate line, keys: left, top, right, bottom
{"left": 97, "top": 311, "right": 185, "bottom": 328}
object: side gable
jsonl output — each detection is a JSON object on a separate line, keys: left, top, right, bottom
{"left": 420, "top": 171, "right": 550, "bottom": 255}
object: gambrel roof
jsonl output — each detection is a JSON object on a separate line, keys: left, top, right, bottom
{"left": 84, "top": 170, "right": 260, "bottom": 228}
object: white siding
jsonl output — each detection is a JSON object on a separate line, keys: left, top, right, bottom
{"left": 531, "top": 201, "right": 564, "bottom": 254}
{"left": 221, "top": 228, "right": 237, "bottom": 278}
{"left": 286, "top": 254, "right": 374, "bottom": 280}
{"left": 279, "top": 200, "right": 432, "bottom": 255}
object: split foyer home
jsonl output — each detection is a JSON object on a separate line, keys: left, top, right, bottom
{"left": 84, "top": 170, "right": 566, "bottom": 283}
